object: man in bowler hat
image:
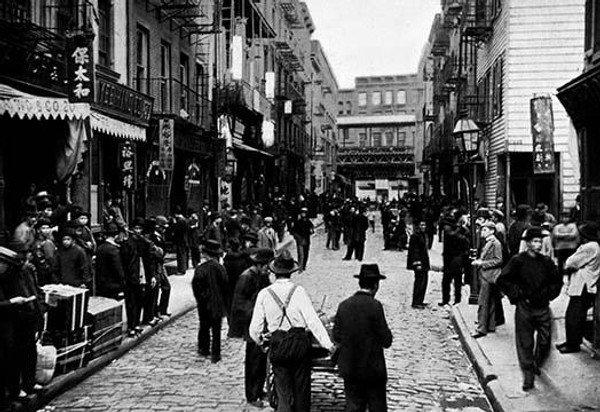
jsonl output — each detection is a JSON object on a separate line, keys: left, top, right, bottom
{"left": 333, "top": 263, "right": 393, "bottom": 412}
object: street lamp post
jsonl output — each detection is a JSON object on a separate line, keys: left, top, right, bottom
{"left": 453, "top": 116, "right": 481, "bottom": 305}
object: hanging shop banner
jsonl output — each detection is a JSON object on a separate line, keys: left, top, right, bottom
{"left": 530, "top": 95, "right": 556, "bottom": 174}
{"left": 158, "top": 118, "right": 175, "bottom": 171}
{"left": 67, "top": 34, "right": 94, "bottom": 103}
{"left": 120, "top": 141, "right": 135, "bottom": 191}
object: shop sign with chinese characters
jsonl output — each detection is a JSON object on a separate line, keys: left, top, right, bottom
{"left": 67, "top": 35, "right": 94, "bottom": 103}
{"left": 530, "top": 95, "right": 556, "bottom": 174}
{"left": 159, "top": 118, "right": 175, "bottom": 171}
{"left": 120, "top": 141, "right": 135, "bottom": 191}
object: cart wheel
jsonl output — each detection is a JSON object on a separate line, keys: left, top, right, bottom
{"left": 266, "top": 356, "right": 278, "bottom": 409}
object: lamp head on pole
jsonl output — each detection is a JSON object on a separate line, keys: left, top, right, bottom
{"left": 453, "top": 116, "right": 480, "bottom": 154}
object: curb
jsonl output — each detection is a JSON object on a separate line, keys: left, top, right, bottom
{"left": 17, "top": 300, "right": 198, "bottom": 412}
{"left": 450, "top": 306, "right": 512, "bottom": 412}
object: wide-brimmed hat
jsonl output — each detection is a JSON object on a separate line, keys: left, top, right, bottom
{"left": 522, "top": 227, "right": 548, "bottom": 242}
{"left": 58, "top": 225, "right": 79, "bottom": 239}
{"left": 264, "top": 216, "right": 274, "bottom": 224}
{"left": 354, "top": 264, "right": 386, "bottom": 280}
{"left": 131, "top": 217, "right": 146, "bottom": 229}
{"left": 73, "top": 210, "right": 91, "bottom": 220}
{"left": 268, "top": 249, "right": 300, "bottom": 275}
{"left": 516, "top": 204, "right": 533, "bottom": 220}
{"left": 202, "top": 240, "right": 223, "bottom": 257}
{"left": 155, "top": 215, "right": 169, "bottom": 228}
{"left": 34, "top": 191, "right": 51, "bottom": 201}
{"left": 250, "top": 248, "right": 275, "bottom": 264}
{"left": 34, "top": 217, "right": 52, "bottom": 229}
{"left": 578, "top": 222, "right": 599, "bottom": 242}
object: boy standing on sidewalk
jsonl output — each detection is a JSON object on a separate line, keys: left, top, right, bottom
{"left": 497, "top": 227, "right": 562, "bottom": 391}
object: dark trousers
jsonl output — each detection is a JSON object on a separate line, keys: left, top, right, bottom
{"left": 125, "top": 283, "right": 144, "bottom": 330}
{"left": 157, "top": 271, "right": 171, "bottom": 316}
{"left": 0, "top": 323, "right": 14, "bottom": 406}
{"left": 175, "top": 244, "right": 188, "bottom": 273}
{"left": 441, "top": 271, "right": 462, "bottom": 304}
{"left": 343, "top": 380, "right": 387, "bottom": 412}
{"left": 8, "top": 317, "right": 36, "bottom": 396}
{"left": 495, "top": 289, "right": 505, "bottom": 326}
{"left": 245, "top": 340, "right": 267, "bottom": 402}
{"left": 565, "top": 290, "right": 595, "bottom": 348}
{"left": 190, "top": 246, "right": 201, "bottom": 268}
{"left": 142, "top": 284, "right": 157, "bottom": 324}
{"left": 197, "top": 306, "right": 222, "bottom": 360}
{"left": 344, "top": 241, "right": 365, "bottom": 261}
{"left": 476, "top": 279, "right": 496, "bottom": 334}
{"left": 412, "top": 270, "right": 429, "bottom": 306}
{"left": 515, "top": 302, "right": 552, "bottom": 374}
{"left": 326, "top": 228, "right": 340, "bottom": 250}
{"left": 556, "top": 248, "right": 576, "bottom": 275}
{"left": 295, "top": 241, "right": 310, "bottom": 270}
{"left": 271, "top": 355, "right": 311, "bottom": 412}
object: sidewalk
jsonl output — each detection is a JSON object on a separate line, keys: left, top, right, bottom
{"left": 21, "top": 218, "right": 322, "bottom": 412}
{"left": 428, "top": 241, "right": 600, "bottom": 412}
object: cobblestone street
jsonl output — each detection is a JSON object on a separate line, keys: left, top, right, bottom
{"left": 46, "top": 221, "right": 491, "bottom": 412}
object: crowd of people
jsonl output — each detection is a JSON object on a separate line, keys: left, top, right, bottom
{"left": 1, "top": 184, "right": 598, "bottom": 410}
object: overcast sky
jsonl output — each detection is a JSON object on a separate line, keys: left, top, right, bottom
{"left": 303, "top": 0, "right": 441, "bottom": 89}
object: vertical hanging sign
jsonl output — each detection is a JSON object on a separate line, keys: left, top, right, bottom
{"left": 158, "top": 118, "right": 175, "bottom": 171}
{"left": 530, "top": 95, "right": 556, "bottom": 174}
{"left": 67, "top": 34, "right": 94, "bottom": 103}
{"left": 120, "top": 141, "right": 135, "bottom": 191}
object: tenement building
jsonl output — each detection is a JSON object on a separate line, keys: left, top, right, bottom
{"left": 337, "top": 75, "right": 421, "bottom": 202}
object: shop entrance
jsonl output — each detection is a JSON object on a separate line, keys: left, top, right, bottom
{"left": 510, "top": 152, "right": 559, "bottom": 216}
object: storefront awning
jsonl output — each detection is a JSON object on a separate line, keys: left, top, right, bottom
{"left": 0, "top": 83, "right": 90, "bottom": 120}
{"left": 232, "top": 139, "right": 273, "bottom": 157}
{"left": 90, "top": 111, "right": 146, "bottom": 142}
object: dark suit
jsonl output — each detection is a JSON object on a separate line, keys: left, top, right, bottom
{"left": 344, "top": 214, "right": 369, "bottom": 261}
{"left": 407, "top": 232, "right": 430, "bottom": 306}
{"left": 334, "top": 291, "right": 393, "bottom": 412}
{"left": 95, "top": 241, "right": 125, "bottom": 299}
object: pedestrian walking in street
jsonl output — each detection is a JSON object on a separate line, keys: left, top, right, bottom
{"left": 172, "top": 207, "right": 190, "bottom": 275}
{"left": 407, "top": 220, "right": 430, "bottom": 308}
{"left": 188, "top": 212, "right": 203, "bottom": 268}
{"left": 229, "top": 248, "right": 275, "bottom": 408}
{"left": 333, "top": 264, "right": 393, "bottom": 412}
{"left": 324, "top": 209, "right": 342, "bottom": 250}
{"left": 556, "top": 222, "right": 600, "bottom": 354}
{"left": 343, "top": 206, "right": 369, "bottom": 261}
{"left": 224, "top": 238, "right": 251, "bottom": 324}
{"left": 94, "top": 223, "right": 125, "bottom": 300}
{"left": 121, "top": 218, "right": 156, "bottom": 337}
{"left": 471, "top": 221, "right": 503, "bottom": 338}
{"left": 249, "top": 250, "right": 334, "bottom": 412}
{"left": 192, "top": 240, "right": 229, "bottom": 363}
{"left": 439, "top": 216, "right": 469, "bottom": 306}
{"left": 258, "top": 216, "right": 278, "bottom": 251}
{"left": 148, "top": 216, "right": 172, "bottom": 319}
{"left": 496, "top": 227, "right": 562, "bottom": 391}
{"left": 368, "top": 207, "right": 376, "bottom": 233}
{"left": 204, "top": 212, "right": 225, "bottom": 248}
{"left": 291, "top": 207, "right": 314, "bottom": 272}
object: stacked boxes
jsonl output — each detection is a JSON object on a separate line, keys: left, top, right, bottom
{"left": 42, "top": 285, "right": 91, "bottom": 375}
{"left": 86, "top": 296, "right": 124, "bottom": 359}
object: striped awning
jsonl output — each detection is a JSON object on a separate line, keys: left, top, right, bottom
{"left": 90, "top": 111, "right": 146, "bottom": 141}
{"left": 0, "top": 83, "right": 89, "bottom": 120}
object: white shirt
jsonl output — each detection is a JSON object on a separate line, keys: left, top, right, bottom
{"left": 249, "top": 279, "right": 333, "bottom": 350}
{"left": 565, "top": 241, "right": 600, "bottom": 296}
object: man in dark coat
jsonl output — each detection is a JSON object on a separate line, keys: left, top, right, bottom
{"left": 439, "top": 217, "right": 469, "bottom": 306}
{"left": 223, "top": 238, "right": 250, "bottom": 324}
{"left": 172, "top": 207, "right": 190, "bottom": 275}
{"left": 333, "top": 264, "right": 393, "bottom": 412}
{"left": 407, "top": 220, "right": 430, "bottom": 309}
{"left": 343, "top": 206, "right": 369, "bottom": 261}
{"left": 229, "top": 248, "right": 274, "bottom": 408}
{"left": 507, "top": 204, "right": 532, "bottom": 258}
{"left": 95, "top": 223, "right": 125, "bottom": 299}
{"left": 290, "top": 207, "right": 314, "bottom": 272}
{"left": 192, "top": 240, "right": 229, "bottom": 363}
{"left": 149, "top": 216, "right": 171, "bottom": 318}
{"left": 496, "top": 227, "right": 562, "bottom": 391}
{"left": 54, "top": 226, "right": 91, "bottom": 288}
{"left": 121, "top": 218, "right": 156, "bottom": 336}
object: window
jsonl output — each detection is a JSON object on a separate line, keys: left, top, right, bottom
{"left": 346, "top": 101, "right": 352, "bottom": 114}
{"left": 385, "top": 131, "right": 394, "bottom": 146}
{"left": 492, "top": 57, "right": 503, "bottom": 118}
{"left": 338, "top": 102, "right": 344, "bottom": 115}
{"left": 397, "top": 90, "right": 406, "bottom": 105}
{"left": 373, "top": 132, "right": 382, "bottom": 147}
{"left": 397, "top": 131, "right": 406, "bottom": 146}
{"left": 491, "top": 0, "right": 502, "bottom": 19}
{"left": 586, "top": 0, "right": 600, "bottom": 55}
{"left": 384, "top": 90, "right": 393, "bottom": 105}
{"left": 98, "top": 0, "right": 112, "bottom": 67}
{"left": 358, "top": 92, "right": 367, "bottom": 107}
{"left": 180, "top": 54, "right": 189, "bottom": 112}
{"left": 135, "top": 25, "right": 149, "bottom": 94}
{"left": 196, "top": 63, "right": 207, "bottom": 122}
{"left": 372, "top": 91, "right": 381, "bottom": 106}
{"left": 159, "top": 41, "right": 171, "bottom": 112}
{"left": 359, "top": 133, "right": 367, "bottom": 147}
